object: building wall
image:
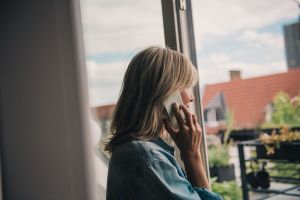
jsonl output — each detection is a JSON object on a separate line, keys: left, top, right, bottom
{"left": 284, "top": 21, "right": 300, "bottom": 69}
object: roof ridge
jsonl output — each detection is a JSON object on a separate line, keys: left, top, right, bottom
{"left": 204, "top": 68, "right": 300, "bottom": 88}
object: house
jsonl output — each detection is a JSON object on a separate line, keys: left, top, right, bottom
{"left": 92, "top": 104, "right": 115, "bottom": 136}
{"left": 202, "top": 69, "right": 300, "bottom": 134}
{"left": 92, "top": 68, "right": 300, "bottom": 135}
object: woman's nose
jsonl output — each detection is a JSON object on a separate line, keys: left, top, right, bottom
{"left": 190, "top": 95, "right": 194, "bottom": 102}
{"left": 189, "top": 89, "right": 194, "bottom": 102}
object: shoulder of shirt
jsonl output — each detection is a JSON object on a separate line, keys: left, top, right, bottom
{"left": 111, "top": 138, "right": 173, "bottom": 166}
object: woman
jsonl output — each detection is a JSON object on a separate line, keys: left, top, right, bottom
{"left": 105, "top": 47, "right": 222, "bottom": 200}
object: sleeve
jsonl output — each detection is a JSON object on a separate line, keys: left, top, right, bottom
{"left": 194, "top": 187, "right": 223, "bottom": 200}
{"left": 138, "top": 158, "right": 223, "bottom": 200}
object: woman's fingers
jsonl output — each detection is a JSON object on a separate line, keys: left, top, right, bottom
{"left": 192, "top": 114, "right": 199, "bottom": 126}
{"left": 180, "top": 105, "right": 193, "bottom": 127}
{"left": 172, "top": 103, "right": 185, "bottom": 129}
{"left": 192, "top": 114, "right": 202, "bottom": 143}
{"left": 192, "top": 115, "right": 201, "bottom": 132}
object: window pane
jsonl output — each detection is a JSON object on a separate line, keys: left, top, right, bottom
{"left": 192, "top": 0, "right": 299, "bottom": 198}
{"left": 80, "top": 0, "right": 165, "bottom": 198}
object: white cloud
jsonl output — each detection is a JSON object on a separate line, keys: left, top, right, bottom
{"left": 80, "top": 0, "right": 165, "bottom": 55}
{"left": 192, "top": 0, "right": 298, "bottom": 49}
{"left": 86, "top": 60, "right": 128, "bottom": 106}
{"left": 209, "top": 53, "right": 231, "bottom": 64}
{"left": 198, "top": 53, "right": 286, "bottom": 86}
{"left": 88, "top": 86, "right": 120, "bottom": 106}
{"left": 193, "top": 0, "right": 297, "bottom": 36}
{"left": 80, "top": 0, "right": 298, "bottom": 54}
{"left": 86, "top": 60, "right": 127, "bottom": 83}
{"left": 238, "top": 29, "right": 284, "bottom": 49}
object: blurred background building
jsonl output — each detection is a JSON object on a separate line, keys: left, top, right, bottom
{"left": 284, "top": 18, "right": 300, "bottom": 69}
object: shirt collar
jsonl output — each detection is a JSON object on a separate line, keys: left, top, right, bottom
{"left": 150, "top": 137, "right": 175, "bottom": 155}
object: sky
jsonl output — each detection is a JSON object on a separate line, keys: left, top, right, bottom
{"left": 80, "top": 0, "right": 299, "bottom": 107}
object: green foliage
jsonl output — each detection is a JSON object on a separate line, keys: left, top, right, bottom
{"left": 208, "top": 145, "right": 230, "bottom": 167}
{"left": 246, "top": 162, "right": 300, "bottom": 179}
{"left": 211, "top": 179, "right": 242, "bottom": 200}
{"left": 224, "top": 109, "right": 234, "bottom": 143}
{"left": 262, "top": 91, "right": 300, "bottom": 128}
{"left": 268, "top": 163, "right": 300, "bottom": 179}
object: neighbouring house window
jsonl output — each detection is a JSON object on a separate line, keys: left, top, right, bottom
{"left": 204, "top": 91, "right": 227, "bottom": 126}
{"left": 205, "top": 108, "right": 217, "bottom": 122}
{"left": 204, "top": 107, "right": 226, "bottom": 127}
{"left": 216, "top": 108, "right": 225, "bottom": 121}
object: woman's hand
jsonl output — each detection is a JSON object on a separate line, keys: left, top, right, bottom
{"left": 163, "top": 103, "right": 202, "bottom": 159}
{"left": 163, "top": 103, "right": 210, "bottom": 189}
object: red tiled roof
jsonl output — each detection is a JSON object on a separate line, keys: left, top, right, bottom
{"left": 202, "top": 68, "right": 300, "bottom": 134}
{"left": 92, "top": 104, "right": 115, "bottom": 119}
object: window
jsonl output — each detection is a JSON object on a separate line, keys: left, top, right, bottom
{"left": 80, "top": 0, "right": 165, "bottom": 197}
{"left": 192, "top": 0, "right": 300, "bottom": 199}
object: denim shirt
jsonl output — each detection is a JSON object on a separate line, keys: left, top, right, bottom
{"left": 106, "top": 137, "right": 223, "bottom": 200}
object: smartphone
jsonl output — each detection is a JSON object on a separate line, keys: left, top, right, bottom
{"left": 164, "top": 93, "right": 185, "bottom": 129}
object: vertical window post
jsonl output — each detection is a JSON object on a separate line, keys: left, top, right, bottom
{"left": 161, "top": 0, "right": 211, "bottom": 187}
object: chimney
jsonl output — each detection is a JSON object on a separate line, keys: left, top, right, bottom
{"left": 230, "top": 70, "right": 241, "bottom": 81}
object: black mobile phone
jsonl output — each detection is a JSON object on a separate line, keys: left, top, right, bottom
{"left": 164, "top": 93, "right": 185, "bottom": 129}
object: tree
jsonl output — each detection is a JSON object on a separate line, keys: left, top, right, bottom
{"left": 263, "top": 91, "right": 300, "bottom": 127}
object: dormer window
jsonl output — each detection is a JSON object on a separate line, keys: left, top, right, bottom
{"left": 204, "top": 92, "right": 227, "bottom": 127}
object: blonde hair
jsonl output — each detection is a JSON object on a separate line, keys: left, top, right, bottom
{"left": 104, "top": 46, "right": 198, "bottom": 153}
